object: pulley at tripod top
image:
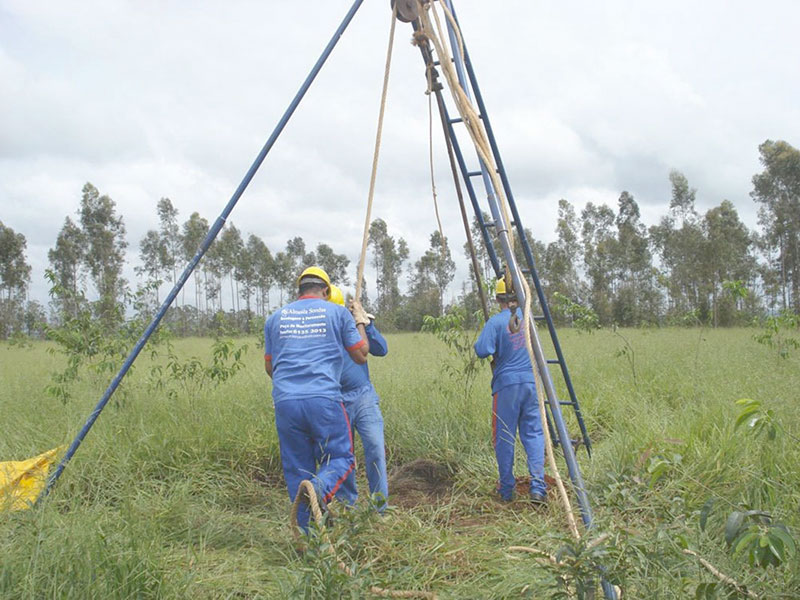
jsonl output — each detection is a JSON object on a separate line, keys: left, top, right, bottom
{"left": 391, "top": 0, "right": 421, "bottom": 23}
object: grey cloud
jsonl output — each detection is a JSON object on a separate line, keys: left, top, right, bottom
{"left": 3, "top": 0, "right": 799, "bottom": 306}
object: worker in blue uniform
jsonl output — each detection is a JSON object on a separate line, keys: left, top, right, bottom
{"left": 264, "top": 267, "right": 370, "bottom": 531}
{"left": 328, "top": 285, "right": 390, "bottom": 512}
{"left": 474, "top": 277, "right": 547, "bottom": 504}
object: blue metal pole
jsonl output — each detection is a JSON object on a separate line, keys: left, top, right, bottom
{"left": 39, "top": 0, "right": 366, "bottom": 502}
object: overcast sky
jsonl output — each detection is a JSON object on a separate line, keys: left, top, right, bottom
{"left": 2, "top": 0, "right": 799, "bottom": 307}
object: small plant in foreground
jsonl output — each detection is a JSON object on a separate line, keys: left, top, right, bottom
{"left": 645, "top": 452, "right": 683, "bottom": 489}
{"left": 693, "top": 581, "right": 739, "bottom": 599}
{"left": 289, "top": 503, "right": 375, "bottom": 599}
{"left": 724, "top": 509, "right": 796, "bottom": 569}
{"left": 533, "top": 531, "right": 621, "bottom": 600}
{"left": 734, "top": 399, "right": 778, "bottom": 441}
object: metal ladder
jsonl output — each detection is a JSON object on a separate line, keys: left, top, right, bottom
{"left": 406, "top": 2, "right": 592, "bottom": 458}
{"left": 403, "top": 3, "right": 616, "bottom": 596}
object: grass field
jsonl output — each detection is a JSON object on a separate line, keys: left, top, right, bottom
{"left": 1, "top": 328, "right": 799, "bottom": 598}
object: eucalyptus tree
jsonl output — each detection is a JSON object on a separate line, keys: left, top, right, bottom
{"left": 368, "top": 218, "right": 409, "bottom": 316}
{"left": 218, "top": 223, "right": 244, "bottom": 312}
{"left": 136, "top": 229, "right": 167, "bottom": 303}
{"left": 255, "top": 237, "right": 275, "bottom": 313}
{"left": 753, "top": 231, "right": 784, "bottom": 312}
{"left": 182, "top": 211, "right": 209, "bottom": 312}
{"left": 412, "top": 230, "right": 455, "bottom": 316}
{"left": 315, "top": 243, "right": 350, "bottom": 287}
{"left": 544, "top": 199, "right": 582, "bottom": 306}
{"left": 399, "top": 230, "right": 455, "bottom": 329}
{"left": 272, "top": 251, "right": 294, "bottom": 305}
{"left": 0, "top": 221, "right": 31, "bottom": 338}
{"left": 0, "top": 221, "right": 31, "bottom": 300}
{"left": 650, "top": 171, "right": 706, "bottom": 319}
{"left": 702, "top": 200, "right": 755, "bottom": 325}
{"left": 581, "top": 202, "right": 617, "bottom": 324}
{"left": 239, "top": 234, "right": 270, "bottom": 315}
{"left": 204, "top": 235, "right": 224, "bottom": 313}
{"left": 78, "top": 183, "right": 127, "bottom": 328}
{"left": 48, "top": 217, "right": 85, "bottom": 319}
{"left": 156, "top": 197, "right": 181, "bottom": 288}
{"left": 285, "top": 236, "right": 308, "bottom": 271}
{"left": 751, "top": 139, "right": 800, "bottom": 312}
{"left": 612, "top": 192, "right": 655, "bottom": 325}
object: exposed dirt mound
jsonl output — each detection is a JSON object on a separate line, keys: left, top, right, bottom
{"left": 387, "top": 459, "right": 455, "bottom": 508}
{"left": 514, "top": 474, "right": 557, "bottom": 497}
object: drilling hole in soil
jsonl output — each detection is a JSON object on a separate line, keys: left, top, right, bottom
{"left": 387, "top": 458, "right": 455, "bottom": 508}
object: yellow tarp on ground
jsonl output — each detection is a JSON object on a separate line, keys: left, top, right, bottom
{"left": 1, "top": 447, "right": 64, "bottom": 512}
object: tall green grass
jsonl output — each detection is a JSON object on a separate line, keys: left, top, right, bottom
{"left": 1, "top": 329, "right": 798, "bottom": 598}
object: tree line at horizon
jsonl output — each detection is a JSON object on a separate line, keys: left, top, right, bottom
{"left": 1, "top": 138, "right": 800, "bottom": 339}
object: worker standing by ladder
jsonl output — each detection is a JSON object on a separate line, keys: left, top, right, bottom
{"left": 475, "top": 277, "right": 547, "bottom": 504}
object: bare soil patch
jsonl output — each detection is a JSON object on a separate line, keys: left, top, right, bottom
{"left": 387, "top": 458, "right": 455, "bottom": 508}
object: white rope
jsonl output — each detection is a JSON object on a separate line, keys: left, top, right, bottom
{"left": 355, "top": 2, "right": 398, "bottom": 301}
{"left": 426, "top": 62, "right": 448, "bottom": 267}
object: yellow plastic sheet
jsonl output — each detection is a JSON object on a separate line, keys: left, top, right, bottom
{"left": 1, "top": 447, "right": 64, "bottom": 512}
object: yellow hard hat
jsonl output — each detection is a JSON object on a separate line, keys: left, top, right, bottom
{"left": 495, "top": 277, "right": 507, "bottom": 296}
{"left": 328, "top": 284, "right": 345, "bottom": 306}
{"left": 297, "top": 266, "right": 331, "bottom": 289}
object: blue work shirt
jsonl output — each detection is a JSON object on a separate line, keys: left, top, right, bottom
{"left": 264, "top": 296, "right": 366, "bottom": 403}
{"left": 341, "top": 321, "right": 388, "bottom": 395}
{"left": 474, "top": 307, "right": 535, "bottom": 394}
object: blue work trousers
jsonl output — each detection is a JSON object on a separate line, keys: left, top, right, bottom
{"left": 492, "top": 382, "right": 546, "bottom": 500}
{"left": 274, "top": 397, "right": 354, "bottom": 531}
{"left": 338, "top": 384, "right": 388, "bottom": 512}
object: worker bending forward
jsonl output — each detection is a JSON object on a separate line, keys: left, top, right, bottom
{"left": 264, "top": 267, "right": 369, "bottom": 531}
{"left": 474, "top": 278, "right": 547, "bottom": 504}
{"left": 329, "top": 285, "right": 389, "bottom": 512}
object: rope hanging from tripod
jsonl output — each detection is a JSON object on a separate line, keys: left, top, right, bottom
{"left": 355, "top": 1, "right": 398, "bottom": 301}
{"left": 426, "top": 61, "right": 448, "bottom": 266}
{"left": 415, "top": 0, "right": 581, "bottom": 541}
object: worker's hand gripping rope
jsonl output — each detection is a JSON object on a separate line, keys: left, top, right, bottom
{"left": 349, "top": 299, "right": 371, "bottom": 326}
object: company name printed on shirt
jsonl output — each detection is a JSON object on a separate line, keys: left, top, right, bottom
{"left": 509, "top": 328, "right": 525, "bottom": 350}
{"left": 278, "top": 306, "right": 329, "bottom": 339}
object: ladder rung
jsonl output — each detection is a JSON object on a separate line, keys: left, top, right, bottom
{"left": 546, "top": 359, "right": 560, "bottom": 365}
{"left": 521, "top": 268, "right": 531, "bottom": 274}
{"left": 467, "top": 168, "right": 499, "bottom": 177}
{"left": 449, "top": 117, "right": 464, "bottom": 124}
{"left": 483, "top": 220, "right": 495, "bottom": 227}
{"left": 533, "top": 315, "right": 545, "bottom": 321}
